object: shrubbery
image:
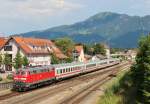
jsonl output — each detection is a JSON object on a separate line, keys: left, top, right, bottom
{"left": 7, "top": 74, "right": 13, "bottom": 80}
{"left": 0, "top": 76, "right": 2, "bottom": 81}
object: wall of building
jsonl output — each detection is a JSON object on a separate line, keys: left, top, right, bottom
{"left": 27, "top": 55, "right": 51, "bottom": 66}
{"left": 78, "top": 49, "right": 85, "bottom": 62}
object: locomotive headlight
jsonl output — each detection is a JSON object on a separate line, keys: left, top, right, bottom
{"left": 20, "top": 78, "right": 27, "bottom": 80}
{"left": 14, "top": 78, "right": 19, "bottom": 80}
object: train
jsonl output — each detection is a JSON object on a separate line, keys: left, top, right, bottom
{"left": 13, "top": 58, "right": 120, "bottom": 91}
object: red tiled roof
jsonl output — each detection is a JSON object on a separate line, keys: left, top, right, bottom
{"left": 0, "top": 37, "right": 7, "bottom": 49}
{"left": 12, "top": 37, "right": 54, "bottom": 55}
{"left": 52, "top": 46, "right": 68, "bottom": 59}
{"left": 7, "top": 36, "right": 67, "bottom": 59}
{"left": 75, "top": 45, "right": 83, "bottom": 53}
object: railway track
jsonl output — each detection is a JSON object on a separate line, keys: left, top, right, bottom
{"left": 0, "top": 91, "right": 20, "bottom": 100}
{"left": 0, "top": 62, "right": 130, "bottom": 104}
{"left": 60, "top": 65, "right": 130, "bottom": 104}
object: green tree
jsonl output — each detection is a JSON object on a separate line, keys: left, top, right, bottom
{"left": 22, "top": 56, "right": 29, "bottom": 67}
{"left": 65, "top": 57, "right": 73, "bottom": 63}
{"left": 3, "top": 53, "right": 12, "bottom": 70}
{"left": 55, "top": 37, "right": 74, "bottom": 56}
{"left": 51, "top": 53, "right": 59, "bottom": 64}
{"left": 131, "top": 35, "right": 150, "bottom": 103}
{"left": 13, "top": 51, "right": 23, "bottom": 69}
{"left": 83, "top": 44, "right": 92, "bottom": 55}
{"left": 93, "top": 43, "right": 106, "bottom": 55}
{"left": 0, "top": 54, "right": 3, "bottom": 66}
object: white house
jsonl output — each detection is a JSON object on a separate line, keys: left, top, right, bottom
{"left": 0, "top": 36, "right": 67, "bottom": 72}
{"left": 74, "top": 45, "right": 85, "bottom": 62}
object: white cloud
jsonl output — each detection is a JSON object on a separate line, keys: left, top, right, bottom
{"left": 129, "top": 0, "right": 150, "bottom": 9}
{"left": 0, "top": 0, "right": 84, "bottom": 18}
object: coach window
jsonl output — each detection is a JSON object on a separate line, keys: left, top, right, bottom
{"left": 66, "top": 68, "right": 67, "bottom": 72}
{"left": 65, "top": 69, "right": 67, "bottom": 72}
{"left": 60, "top": 69, "right": 62, "bottom": 74}
{"left": 68, "top": 68, "right": 70, "bottom": 72}
{"left": 68, "top": 68, "right": 69, "bottom": 72}
{"left": 63, "top": 69, "right": 65, "bottom": 73}
{"left": 65, "top": 69, "right": 67, "bottom": 73}
{"left": 57, "top": 70, "right": 59, "bottom": 74}
{"left": 59, "top": 70, "right": 61, "bottom": 74}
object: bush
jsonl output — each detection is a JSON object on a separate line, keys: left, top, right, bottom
{"left": 0, "top": 76, "right": 2, "bottom": 81}
{"left": 7, "top": 74, "right": 13, "bottom": 80}
{"left": 98, "top": 71, "right": 134, "bottom": 104}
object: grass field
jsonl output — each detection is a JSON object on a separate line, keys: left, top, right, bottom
{"left": 98, "top": 69, "right": 137, "bottom": 104}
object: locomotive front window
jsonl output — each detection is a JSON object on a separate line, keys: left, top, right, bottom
{"left": 16, "top": 71, "right": 20, "bottom": 75}
{"left": 33, "top": 70, "right": 37, "bottom": 73}
{"left": 21, "top": 71, "right": 26, "bottom": 75}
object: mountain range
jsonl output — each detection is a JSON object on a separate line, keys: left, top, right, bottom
{"left": 20, "top": 12, "right": 150, "bottom": 48}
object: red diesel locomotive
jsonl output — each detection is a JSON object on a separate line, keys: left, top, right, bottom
{"left": 13, "top": 66, "right": 55, "bottom": 91}
{"left": 13, "top": 58, "right": 120, "bottom": 91}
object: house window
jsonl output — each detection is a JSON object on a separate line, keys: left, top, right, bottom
{"left": 4, "top": 45, "right": 12, "bottom": 51}
{"left": 33, "top": 45, "right": 35, "bottom": 49}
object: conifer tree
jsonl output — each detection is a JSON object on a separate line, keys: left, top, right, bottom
{"left": 0, "top": 54, "right": 3, "bottom": 66}
{"left": 13, "top": 51, "right": 23, "bottom": 70}
{"left": 3, "top": 53, "right": 12, "bottom": 71}
{"left": 131, "top": 35, "right": 150, "bottom": 103}
{"left": 22, "top": 56, "right": 29, "bottom": 67}
{"left": 51, "top": 53, "right": 59, "bottom": 64}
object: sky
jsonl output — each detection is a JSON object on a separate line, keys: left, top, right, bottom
{"left": 0, "top": 0, "right": 150, "bottom": 36}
